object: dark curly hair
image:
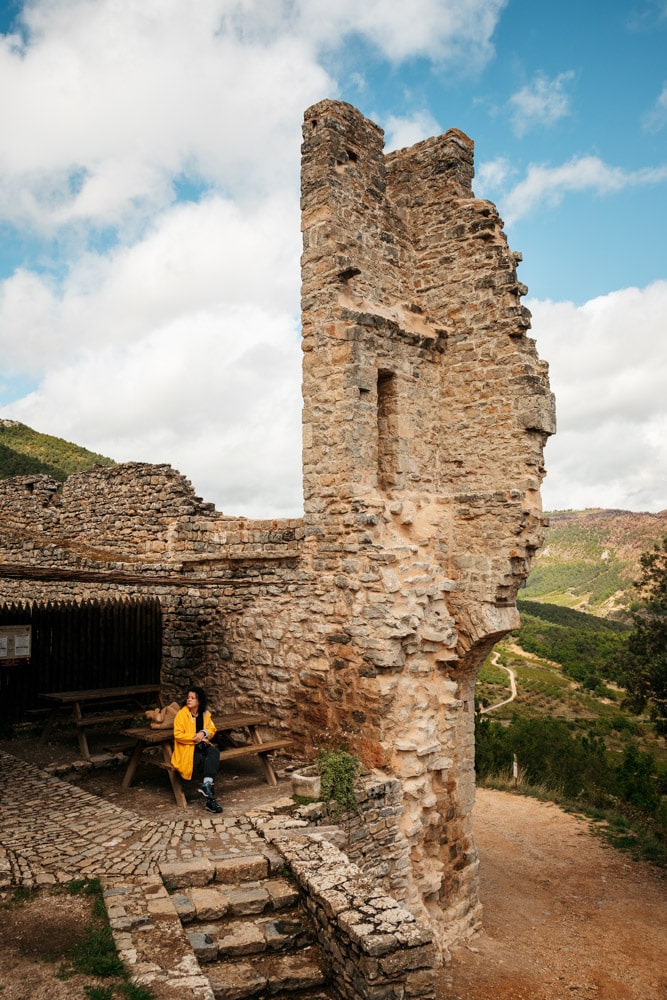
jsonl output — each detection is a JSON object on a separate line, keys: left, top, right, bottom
{"left": 186, "top": 685, "right": 208, "bottom": 713}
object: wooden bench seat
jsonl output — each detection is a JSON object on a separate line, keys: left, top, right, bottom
{"left": 149, "top": 738, "right": 292, "bottom": 770}
{"left": 75, "top": 712, "right": 145, "bottom": 728}
{"left": 218, "top": 738, "right": 293, "bottom": 761}
{"left": 38, "top": 684, "right": 162, "bottom": 760}
{"left": 146, "top": 738, "right": 293, "bottom": 808}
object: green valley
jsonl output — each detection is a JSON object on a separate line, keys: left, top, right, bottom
{"left": 475, "top": 597, "right": 667, "bottom": 866}
{"left": 522, "top": 508, "right": 667, "bottom": 616}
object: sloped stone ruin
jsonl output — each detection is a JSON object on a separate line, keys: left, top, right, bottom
{"left": 0, "top": 100, "right": 555, "bottom": 952}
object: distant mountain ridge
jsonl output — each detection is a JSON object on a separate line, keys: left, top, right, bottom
{"left": 524, "top": 508, "right": 667, "bottom": 618}
{"left": 0, "top": 420, "right": 116, "bottom": 482}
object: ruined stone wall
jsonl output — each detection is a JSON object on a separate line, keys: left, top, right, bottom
{"left": 0, "top": 100, "right": 555, "bottom": 957}
{"left": 275, "top": 834, "right": 436, "bottom": 1000}
{"left": 0, "top": 465, "right": 305, "bottom": 713}
{"left": 293, "top": 100, "right": 555, "bottom": 945}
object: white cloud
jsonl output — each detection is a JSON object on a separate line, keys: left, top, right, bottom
{"left": 501, "top": 156, "right": 667, "bottom": 224}
{"left": 0, "top": 193, "right": 302, "bottom": 374}
{"left": 0, "top": 2, "right": 331, "bottom": 231}
{"left": 531, "top": 281, "right": 667, "bottom": 513}
{"left": 474, "top": 156, "right": 514, "bottom": 194}
{"left": 508, "top": 70, "right": 575, "bottom": 136}
{"left": 0, "top": 0, "right": 507, "bottom": 231}
{"left": 6, "top": 301, "right": 304, "bottom": 518}
{"left": 643, "top": 82, "right": 667, "bottom": 132}
{"left": 250, "top": 0, "right": 508, "bottom": 64}
{"left": 383, "top": 110, "right": 443, "bottom": 151}
{"left": 0, "top": 188, "right": 304, "bottom": 517}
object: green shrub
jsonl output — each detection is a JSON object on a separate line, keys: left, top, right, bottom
{"left": 476, "top": 711, "right": 664, "bottom": 847}
{"left": 317, "top": 748, "right": 360, "bottom": 818}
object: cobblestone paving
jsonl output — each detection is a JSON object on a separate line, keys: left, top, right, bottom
{"left": 0, "top": 750, "right": 282, "bottom": 998}
{"left": 0, "top": 750, "right": 267, "bottom": 888}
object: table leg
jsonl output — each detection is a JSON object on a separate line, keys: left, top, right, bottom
{"left": 122, "top": 740, "right": 145, "bottom": 789}
{"left": 248, "top": 725, "right": 278, "bottom": 786}
{"left": 73, "top": 702, "right": 91, "bottom": 760}
{"left": 39, "top": 708, "right": 59, "bottom": 745}
{"left": 258, "top": 752, "right": 278, "bottom": 786}
{"left": 162, "top": 742, "right": 187, "bottom": 808}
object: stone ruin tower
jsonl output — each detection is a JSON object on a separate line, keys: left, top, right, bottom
{"left": 298, "top": 100, "right": 555, "bottom": 940}
{"left": 0, "top": 99, "right": 555, "bottom": 957}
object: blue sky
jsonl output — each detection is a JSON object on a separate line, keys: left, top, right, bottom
{"left": 0, "top": 0, "right": 665, "bottom": 516}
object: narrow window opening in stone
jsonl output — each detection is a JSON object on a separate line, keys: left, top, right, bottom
{"left": 346, "top": 149, "right": 358, "bottom": 162}
{"left": 377, "top": 369, "right": 399, "bottom": 492}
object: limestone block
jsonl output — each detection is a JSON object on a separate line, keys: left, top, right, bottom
{"left": 160, "top": 860, "right": 215, "bottom": 888}
{"left": 189, "top": 887, "right": 230, "bottom": 921}
{"left": 214, "top": 854, "right": 268, "bottom": 884}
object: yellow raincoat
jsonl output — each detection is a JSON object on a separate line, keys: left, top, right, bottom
{"left": 170, "top": 705, "right": 217, "bottom": 780}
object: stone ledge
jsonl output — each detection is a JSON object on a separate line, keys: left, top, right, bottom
{"left": 247, "top": 792, "right": 435, "bottom": 1000}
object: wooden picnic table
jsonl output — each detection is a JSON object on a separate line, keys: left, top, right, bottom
{"left": 38, "top": 684, "right": 162, "bottom": 761}
{"left": 119, "top": 712, "right": 293, "bottom": 808}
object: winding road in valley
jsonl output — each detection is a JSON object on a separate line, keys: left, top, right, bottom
{"left": 479, "top": 650, "right": 517, "bottom": 715}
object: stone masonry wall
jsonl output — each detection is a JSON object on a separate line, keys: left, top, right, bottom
{"left": 275, "top": 835, "right": 436, "bottom": 1000}
{"left": 258, "top": 774, "right": 414, "bottom": 908}
{"left": 286, "top": 99, "right": 554, "bottom": 947}
{"left": 0, "top": 465, "right": 305, "bottom": 710}
{"left": 0, "top": 100, "right": 554, "bottom": 957}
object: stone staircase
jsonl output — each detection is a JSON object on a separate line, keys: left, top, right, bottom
{"left": 162, "top": 850, "right": 335, "bottom": 1000}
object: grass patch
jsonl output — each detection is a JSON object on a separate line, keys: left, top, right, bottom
{"left": 1, "top": 885, "right": 32, "bottom": 908}
{"left": 292, "top": 794, "right": 319, "bottom": 806}
{"left": 54, "top": 878, "right": 154, "bottom": 999}
{"left": 84, "top": 988, "right": 115, "bottom": 1000}
{"left": 57, "top": 921, "right": 124, "bottom": 979}
{"left": 478, "top": 658, "right": 509, "bottom": 686}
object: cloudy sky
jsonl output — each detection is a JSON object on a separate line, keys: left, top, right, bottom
{"left": 0, "top": 0, "right": 665, "bottom": 517}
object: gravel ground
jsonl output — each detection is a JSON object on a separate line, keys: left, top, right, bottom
{"left": 442, "top": 788, "right": 667, "bottom": 1000}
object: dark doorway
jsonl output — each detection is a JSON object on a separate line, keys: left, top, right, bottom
{"left": 0, "top": 597, "right": 162, "bottom": 723}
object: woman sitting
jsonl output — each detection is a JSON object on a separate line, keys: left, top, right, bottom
{"left": 171, "top": 686, "right": 222, "bottom": 813}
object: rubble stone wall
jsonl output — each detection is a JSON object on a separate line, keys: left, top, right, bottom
{"left": 293, "top": 99, "right": 555, "bottom": 943}
{"left": 0, "top": 100, "right": 554, "bottom": 955}
{"left": 276, "top": 835, "right": 436, "bottom": 1000}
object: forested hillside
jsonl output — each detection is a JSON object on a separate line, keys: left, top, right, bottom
{"left": 516, "top": 598, "right": 629, "bottom": 687}
{"left": 0, "top": 420, "right": 115, "bottom": 482}
{"left": 523, "top": 508, "right": 667, "bottom": 617}
{"left": 476, "top": 564, "right": 667, "bottom": 864}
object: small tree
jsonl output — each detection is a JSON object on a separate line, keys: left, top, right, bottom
{"left": 623, "top": 537, "right": 667, "bottom": 734}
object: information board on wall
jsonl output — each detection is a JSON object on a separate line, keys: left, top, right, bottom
{"left": 0, "top": 625, "right": 32, "bottom": 666}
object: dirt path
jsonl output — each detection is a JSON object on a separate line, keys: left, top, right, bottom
{"left": 479, "top": 650, "right": 517, "bottom": 715}
{"left": 443, "top": 789, "right": 667, "bottom": 1000}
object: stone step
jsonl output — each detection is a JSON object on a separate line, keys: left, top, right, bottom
{"left": 172, "top": 876, "right": 300, "bottom": 922}
{"left": 186, "top": 912, "right": 316, "bottom": 961}
{"left": 160, "top": 849, "right": 284, "bottom": 890}
{"left": 205, "top": 947, "right": 328, "bottom": 1000}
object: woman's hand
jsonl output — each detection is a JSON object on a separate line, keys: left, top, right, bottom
{"left": 194, "top": 730, "right": 209, "bottom": 744}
